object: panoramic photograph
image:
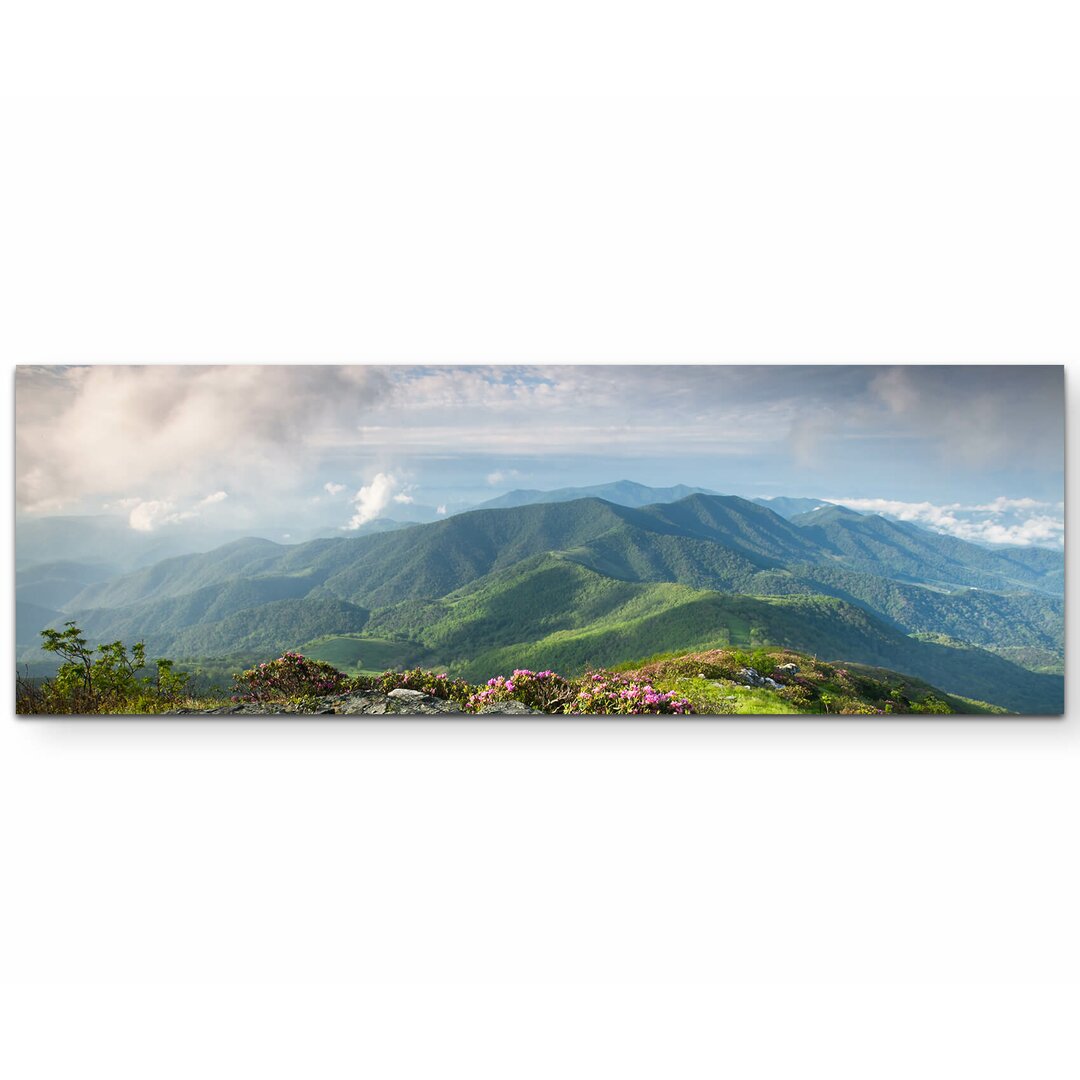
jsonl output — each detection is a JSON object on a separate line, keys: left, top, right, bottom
{"left": 14, "top": 364, "right": 1065, "bottom": 716}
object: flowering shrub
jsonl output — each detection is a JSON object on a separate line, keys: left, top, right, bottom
{"left": 233, "top": 652, "right": 351, "bottom": 702}
{"left": 778, "top": 679, "right": 815, "bottom": 709}
{"left": 358, "top": 667, "right": 474, "bottom": 706}
{"left": 838, "top": 702, "right": 886, "bottom": 715}
{"left": 563, "top": 669, "right": 692, "bottom": 715}
{"left": 465, "top": 669, "right": 576, "bottom": 713}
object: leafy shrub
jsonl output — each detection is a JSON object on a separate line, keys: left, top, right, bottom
{"left": 910, "top": 695, "right": 951, "bottom": 714}
{"left": 287, "top": 693, "right": 333, "bottom": 713}
{"left": 356, "top": 667, "right": 475, "bottom": 706}
{"left": 18, "top": 622, "right": 190, "bottom": 714}
{"left": 462, "top": 668, "right": 692, "bottom": 714}
{"left": 465, "top": 669, "right": 576, "bottom": 713}
{"left": 645, "top": 676, "right": 738, "bottom": 715}
{"left": 730, "top": 648, "right": 779, "bottom": 676}
{"left": 778, "top": 681, "right": 815, "bottom": 709}
{"left": 232, "top": 652, "right": 351, "bottom": 703}
{"left": 838, "top": 702, "right": 886, "bottom": 715}
{"left": 562, "top": 669, "right": 693, "bottom": 715}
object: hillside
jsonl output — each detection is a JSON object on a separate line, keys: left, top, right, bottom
{"left": 618, "top": 648, "right": 1009, "bottom": 716}
{"left": 791, "top": 505, "right": 1063, "bottom": 594}
{"left": 475, "top": 480, "right": 720, "bottom": 510}
{"left": 750, "top": 496, "right": 835, "bottom": 518}
{"left": 22, "top": 492, "right": 1064, "bottom": 714}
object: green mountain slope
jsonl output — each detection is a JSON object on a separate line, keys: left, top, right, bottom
{"left": 167, "top": 597, "right": 370, "bottom": 658}
{"left": 16, "top": 601, "right": 63, "bottom": 651}
{"left": 356, "top": 558, "right": 1062, "bottom": 712}
{"left": 746, "top": 563, "right": 1064, "bottom": 651}
{"left": 68, "top": 573, "right": 330, "bottom": 653}
{"left": 16, "top": 559, "right": 120, "bottom": 610}
{"left": 69, "top": 537, "right": 290, "bottom": 608}
{"left": 70, "top": 493, "right": 1063, "bottom": 615}
{"left": 792, "top": 505, "right": 1063, "bottom": 594}
{"left": 34, "top": 493, "right": 1062, "bottom": 713}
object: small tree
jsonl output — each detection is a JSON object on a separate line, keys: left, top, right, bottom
{"left": 34, "top": 622, "right": 189, "bottom": 713}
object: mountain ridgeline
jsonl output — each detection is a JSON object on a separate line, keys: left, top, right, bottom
{"left": 18, "top": 493, "right": 1065, "bottom": 713}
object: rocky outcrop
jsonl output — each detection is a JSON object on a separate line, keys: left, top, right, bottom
{"left": 336, "top": 688, "right": 463, "bottom": 715}
{"left": 165, "top": 687, "right": 543, "bottom": 716}
{"left": 475, "top": 699, "right": 543, "bottom": 715}
{"left": 736, "top": 667, "right": 783, "bottom": 690}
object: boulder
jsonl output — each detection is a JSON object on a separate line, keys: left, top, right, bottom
{"left": 737, "top": 667, "right": 783, "bottom": 691}
{"left": 167, "top": 689, "right": 465, "bottom": 716}
{"left": 475, "top": 700, "right": 544, "bottom": 715}
{"left": 337, "top": 689, "right": 463, "bottom": 715}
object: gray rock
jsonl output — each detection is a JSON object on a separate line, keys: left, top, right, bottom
{"left": 167, "top": 689, "right": 465, "bottom": 716}
{"left": 336, "top": 690, "right": 462, "bottom": 715}
{"left": 387, "top": 688, "right": 434, "bottom": 702}
{"left": 736, "top": 667, "right": 783, "bottom": 691}
{"left": 336, "top": 695, "right": 393, "bottom": 715}
{"left": 475, "top": 700, "right": 544, "bottom": 715}
{"left": 775, "top": 663, "right": 800, "bottom": 676}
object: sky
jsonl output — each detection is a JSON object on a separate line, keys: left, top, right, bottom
{"left": 14, "top": 364, "right": 1065, "bottom": 548}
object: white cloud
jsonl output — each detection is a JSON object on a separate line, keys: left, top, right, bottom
{"left": 436, "top": 505, "right": 447, "bottom": 515}
{"left": 345, "top": 472, "right": 401, "bottom": 529}
{"left": 102, "top": 496, "right": 142, "bottom": 511}
{"left": 16, "top": 366, "right": 1063, "bottom": 533}
{"left": 117, "top": 490, "right": 228, "bottom": 531}
{"left": 127, "top": 499, "right": 198, "bottom": 532}
{"left": 833, "top": 496, "right": 1064, "bottom": 548}
{"left": 392, "top": 492, "right": 414, "bottom": 504}
{"left": 15, "top": 365, "right": 391, "bottom": 512}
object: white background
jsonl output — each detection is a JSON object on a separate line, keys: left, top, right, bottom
{"left": 1, "top": 4, "right": 1077, "bottom": 1077}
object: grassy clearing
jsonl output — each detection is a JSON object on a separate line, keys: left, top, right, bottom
{"left": 649, "top": 675, "right": 806, "bottom": 715}
{"left": 300, "top": 634, "right": 434, "bottom": 674}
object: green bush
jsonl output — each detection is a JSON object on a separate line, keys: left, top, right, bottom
{"left": 353, "top": 667, "right": 475, "bottom": 706}
{"left": 232, "top": 652, "right": 351, "bottom": 703}
{"left": 18, "top": 622, "right": 190, "bottom": 714}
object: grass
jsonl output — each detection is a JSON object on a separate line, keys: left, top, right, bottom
{"left": 840, "top": 662, "right": 1009, "bottom": 715}
{"left": 649, "top": 675, "right": 805, "bottom": 715}
{"left": 299, "top": 634, "right": 435, "bottom": 674}
{"left": 619, "top": 647, "right": 992, "bottom": 715}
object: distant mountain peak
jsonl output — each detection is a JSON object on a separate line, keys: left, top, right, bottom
{"left": 474, "top": 480, "right": 721, "bottom": 512}
{"left": 750, "top": 496, "right": 840, "bottom": 520}
{"left": 791, "top": 503, "right": 864, "bottom": 524}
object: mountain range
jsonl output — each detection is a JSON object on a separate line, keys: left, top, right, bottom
{"left": 16, "top": 488, "right": 1064, "bottom": 713}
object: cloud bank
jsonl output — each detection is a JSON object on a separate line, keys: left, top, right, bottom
{"left": 15, "top": 365, "right": 390, "bottom": 513}
{"left": 835, "top": 496, "right": 1065, "bottom": 548}
{"left": 15, "top": 365, "right": 1063, "bottom": 545}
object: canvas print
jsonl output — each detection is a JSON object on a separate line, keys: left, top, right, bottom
{"left": 14, "top": 364, "right": 1064, "bottom": 716}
